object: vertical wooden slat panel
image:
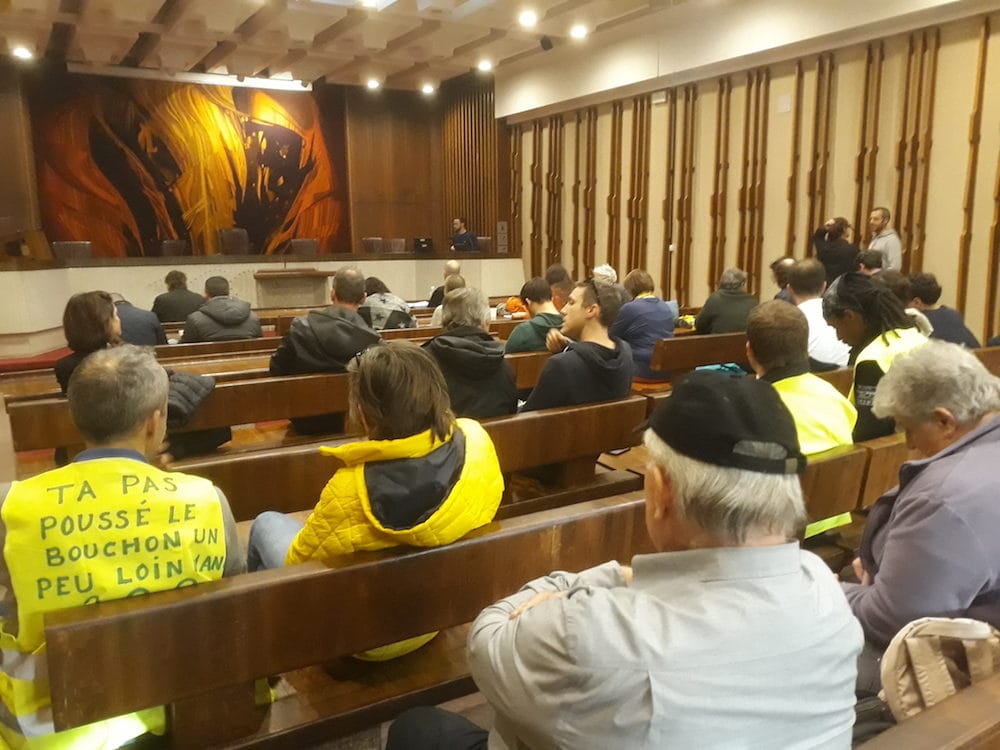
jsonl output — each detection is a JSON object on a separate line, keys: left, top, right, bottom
{"left": 545, "top": 115, "right": 564, "bottom": 268}
{"left": 530, "top": 120, "right": 544, "bottom": 277}
{"left": 957, "top": 17, "right": 990, "bottom": 314}
{"left": 626, "top": 95, "right": 652, "bottom": 271}
{"left": 818, "top": 54, "right": 833, "bottom": 227}
{"left": 985, "top": 148, "right": 1000, "bottom": 340}
{"left": 737, "top": 72, "right": 753, "bottom": 270}
{"left": 752, "top": 68, "right": 770, "bottom": 294}
{"left": 571, "top": 112, "right": 582, "bottom": 277}
{"left": 911, "top": 28, "right": 939, "bottom": 275}
{"left": 583, "top": 107, "right": 598, "bottom": 276}
{"left": 661, "top": 89, "right": 677, "bottom": 297}
{"left": 747, "top": 69, "right": 762, "bottom": 285}
{"left": 510, "top": 124, "right": 521, "bottom": 257}
{"left": 866, "top": 42, "right": 885, "bottom": 230}
{"left": 606, "top": 101, "right": 624, "bottom": 271}
{"left": 853, "top": 44, "right": 875, "bottom": 235}
{"left": 892, "top": 34, "right": 916, "bottom": 252}
{"left": 677, "top": 85, "right": 697, "bottom": 305}
{"left": 709, "top": 78, "right": 725, "bottom": 286}
{"left": 902, "top": 33, "right": 928, "bottom": 264}
{"left": 786, "top": 61, "right": 803, "bottom": 256}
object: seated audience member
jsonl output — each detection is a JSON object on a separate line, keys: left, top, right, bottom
{"left": 505, "top": 276, "right": 563, "bottom": 353}
{"left": 269, "top": 266, "right": 380, "bottom": 434}
{"left": 788, "top": 258, "right": 851, "bottom": 369}
{"left": 248, "top": 342, "right": 503, "bottom": 659}
{"left": 0, "top": 345, "right": 242, "bottom": 749}
{"left": 747, "top": 301, "right": 857, "bottom": 537}
{"left": 909, "top": 272, "right": 981, "bottom": 348}
{"left": 856, "top": 249, "right": 884, "bottom": 276}
{"left": 429, "top": 259, "right": 461, "bottom": 308}
{"left": 360, "top": 277, "right": 417, "bottom": 330}
{"left": 846, "top": 341, "right": 1000, "bottom": 696}
{"left": 875, "top": 270, "right": 933, "bottom": 337}
{"left": 545, "top": 262, "right": 575, "bottom": 310}
{"left": 770, "top": 256, "right": 797, "bottom": 303}
{"left": 389, "top": 372, "right": 861, "bottom": 750}
{"left": 521, "top": 280, "right": 633, "bottom": 411}
{"left": 423, "top": 288, "right": 517, "bottom": 419}
{"left": 695, "top": 267, "right": 758, "bottom": 334}
{"left": 592, "top": 263, "right": 618, "bottom": 284}
{"left": 812, "top": 217, "right": 859, "bottom": 283}
{"left": 429, "top": 274, "right": 466, "bottom": 327}
{"left": 55, "top": 291, "right": 122, "bottom": 392}
{"left": 111, "top": 293, "right": 166, "bottom": 346}
{"left": 822, "top": 272, "right": 926, "bottom": 441}
{"left": 180, "top": 276, "right": 262, "bottom": 343}
{"left": 151, "top": 269, "right": 204, "bottom": 323}
{"left": 610, "top": 269, "right": 677, "bottom": 380}
{"left": 989, "top": 335, "right": 1000, "bottom": 347}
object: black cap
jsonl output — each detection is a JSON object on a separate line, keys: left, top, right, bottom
{"left": 646, "top": 371, "right": 806, "bottom": 475}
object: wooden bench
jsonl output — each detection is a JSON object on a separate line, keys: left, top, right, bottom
{"left": 44, "top": 493, "right": 652, "bottom": 748}
{"left": 8, "top": 352, "right": 553, "bottom": 454}
{"left": 173, "top": 397, "right": 650, "bottom": 522}
{"left": 643, "top": 332, "right": 749, "bottom": 387}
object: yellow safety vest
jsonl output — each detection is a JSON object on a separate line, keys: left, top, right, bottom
{"left": 850, "top": 327, "right": 928, "bottom": 404}
{"left": 0, "top": 456, "right": 227, "bottom": 749}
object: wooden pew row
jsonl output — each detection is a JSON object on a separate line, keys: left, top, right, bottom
{"left": 7, "top": 352, "right": 552, "bottom": 454}
{"left": 174, "top": 397, "right": 649, "bottom": 522}
{"left": 45, "top": 493, "right": 651, "bottom": 748}
{"left": 649, "top": 332, "right": 749, "bottom": 379}
{"left": 43, "top": 442, "right": 877, "bottom": 748}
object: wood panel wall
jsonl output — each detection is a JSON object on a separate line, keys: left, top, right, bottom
{"left": 347, "top": 75, "right": 509, "bottom": 255}
{"left": 512, "top": 12, "right": 1000, "bottom": 340}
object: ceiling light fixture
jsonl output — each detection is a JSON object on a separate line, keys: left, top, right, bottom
{"left": 518, "top": 9, "right": 538, "bottom": 28}
{"left": 477, "top": 59, "right": 493, "bottom": 72}
{"left": 366, "top": 77, "right": 381, "bottom": 90}
{"left": 11, "top": 46, "right": 33, "bottom": 61}
{"left": 421, "top": 83, "right": 435, "bottom": 94}
{"left": 65, "top": 62, "right": 312, "bottom": 91}
{"left": 361, "top": 0, "right": 378, "bottom": 8}
{"left": 570, "top": 24, "right": 588, "bottom": 40}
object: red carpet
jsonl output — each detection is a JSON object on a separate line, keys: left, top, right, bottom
{"left": 0, "top": 347, "right": 71, "bottom": 374}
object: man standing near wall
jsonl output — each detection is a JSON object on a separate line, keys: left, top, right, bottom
{"left": 867, "top": 207, "right": 902, "bottom": 271}
{"left": 450, "top": 218, "right": 479, "bottom": 252}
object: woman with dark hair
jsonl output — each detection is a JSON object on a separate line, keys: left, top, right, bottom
{"left": 813, "top": 217, "right": 859, "bottom": 284}
{"left": 54, "top": 291, "right": 122, "bottom": 392}
{"left": 359, "top": 276, "right": 416, "bottom": 330}
{"left": 247, "top": 341, "right": 504, "bottom": 659}
{"left": 822, "top": 272, "right": 927, "bottom": 441}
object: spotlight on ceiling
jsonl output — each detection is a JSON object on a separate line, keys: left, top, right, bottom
{"left": 477, "top": 59, "right": 493, "bottom": 72}
{"left": 11, "top": 46, "right": 34, "bottom": 61}
{"left": 421, "top": 82, "right": 435, "bottom": 94}
{"left": 518, "top": 9, "right": 538, "bottom": 28}
{"left": 570, "top": 24, "right": 588, "bottom": 40}
{"left": 366, "top": 77, "right": 381, "bottom": 90}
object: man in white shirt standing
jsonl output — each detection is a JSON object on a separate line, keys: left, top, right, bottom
{"left": 867, "top": 206, "right": 902, "bottom": 270}
{"left": 789, "top": 258, "right": 851, "bottom": 369}
{"left": 386, "top": 372, "right": 862, "bottom": 750}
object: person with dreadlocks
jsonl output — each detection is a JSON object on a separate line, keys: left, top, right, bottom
{"left": 822, "top": 272, "right": 927, "bottom": 441}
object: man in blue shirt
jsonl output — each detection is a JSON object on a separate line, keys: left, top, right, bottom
{"left": 610, "top": 269, "right": 676, "bottom": 380}
{"left": 450, "top": 218, "right": 479, "bottom": 252}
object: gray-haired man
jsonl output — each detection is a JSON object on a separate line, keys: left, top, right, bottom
{"left": 388, "top": 371, "right": 862, "bottom": 750}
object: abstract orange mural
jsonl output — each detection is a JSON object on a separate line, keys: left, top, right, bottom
{"left": 29, "top": 74, "right": 350, "bottom": 256}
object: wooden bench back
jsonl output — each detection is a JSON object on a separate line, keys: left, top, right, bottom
{"left": 173, "top": 396, "right": 648, "bottom": 521}
{"left": 649, "top": 332, "right": 748, "bottom": 374}
{"left": 44, "top": 494, "right": 652, "bottom": 741}
{"left": 858, "top": 433, "right": 911, "bottom": 509}
{"left": 800, "top": 444, "right": 868, "bottom": 520}
{"left": 8, "top": 352, "right": 551, "bottom": 453}
{"left": 814, "top": 367, "right": 853, "bottom": 396}
{"left": 974, "top": 345, "right": 1000, "bottom": 376}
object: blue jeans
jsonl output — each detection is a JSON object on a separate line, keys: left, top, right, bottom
{"left": 246, "top": 511, "right": 304, "bottom": 572}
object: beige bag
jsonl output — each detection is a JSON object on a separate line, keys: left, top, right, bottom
{"left": 879, "top": 617, "right": 1000, "bottom": 721}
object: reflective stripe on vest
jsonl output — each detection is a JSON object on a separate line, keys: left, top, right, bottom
{"left": 0, "top": 458, "right": 226, "bottom": 749}
{"left": 850, "top": 327, "right": 927, "bottom": 402}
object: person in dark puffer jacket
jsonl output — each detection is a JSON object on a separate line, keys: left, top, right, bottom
{"left": 423, "top": 288, "right": 517, "bottom": 419}
{"left": 180, "top": 276, "right": 261, "bottom": 343}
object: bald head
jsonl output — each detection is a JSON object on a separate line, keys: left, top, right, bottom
{"left": 444, "top": 259, "right": 461, "bottom": 278}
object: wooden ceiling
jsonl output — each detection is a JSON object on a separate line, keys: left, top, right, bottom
{"left": 0, "top": 0, "right": 685, "bottom": 90}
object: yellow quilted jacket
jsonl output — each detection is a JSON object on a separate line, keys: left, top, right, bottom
{"left": 286, "top": 418, "right": 504, "bottom": 659}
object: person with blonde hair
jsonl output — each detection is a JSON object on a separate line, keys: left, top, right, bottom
{"left": 248, "top": 342, "right": 504, "bottom": 660}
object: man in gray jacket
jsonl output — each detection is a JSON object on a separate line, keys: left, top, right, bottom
{"left": 180, "top": 276, "right": 262, "bottom": 343}
{"left": 388, "top": 372, "right": 862, "bottom": 750}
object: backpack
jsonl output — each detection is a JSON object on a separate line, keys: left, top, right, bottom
{"left": 879, "top": 617, "right": 1000, "bottom": 721}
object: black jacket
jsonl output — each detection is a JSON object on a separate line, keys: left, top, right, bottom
{"left": 521, "top": 339, "right": 634, "bottom": 412}
{"left": 115, "top": 301, "right": 167, "bottom": 346}
{"left": 269, "top": 306, "right": 381, "bottom": 435}
{"left": 423, "top": 327, "right": 517, "bottom": 419}
{"left": 812, "top": 228, "right": 859, "bottom": 284}
{"left": 152, "top": 288, "right": 205, "bottom": 323}
{"left": 181, "top": 297, "right": 262, "bottom": 343}
{"left": 694, "top": 290, "right": 758, "bottom": 334}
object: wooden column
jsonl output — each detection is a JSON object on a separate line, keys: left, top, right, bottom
{"left": 606, "top": 101, "right": 625, "bottom": 271}
{"left": 510, "top": 124, "right": 521, "bottom": 257}
{"left": 709, "top": 77, "right": 732, "bottom": 286}
{"left": 545, "top": 115, "right": 564, "bottom": 269}
{"left": 571, "top": 112, "right": 583, "bottom": 278}
{"left": 626, "top": 95, "right": 652, "bottom": 271}
{"left": 582, "top": 108, "right": 598, "bottom": 276}
{"left": 785, "top": 61, "right": 803, "bottom": 256}
{"left": 661, "top": 89, "right": 678, "bottom": 297}
{"left": 529, "top": 120, "right": 544, "bottom": 277}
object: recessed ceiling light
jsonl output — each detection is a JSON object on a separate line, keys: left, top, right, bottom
{"left": 366, "top": 77, "right": 380, "bottom": 89}
{"left": 477, "top": 59, "right": 493, "bottom": 72}
{"left": 11, "top": 46, "right": 33, "bottom": 61}
{"left": 421, "top": 83, "right": 435, "bottom": 94}
{"left": 518, "top": 9, "right": 538, "bottom": 28}
{"left": 361, "top": 0, "right": 378, "bottom": 8}
{"left": 570, "top": 24, "right": 588, "bottom": 40}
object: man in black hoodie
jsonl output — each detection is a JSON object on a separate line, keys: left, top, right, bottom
{"left": 423, "top": 287, "right": 517, "bottom": 419}
{"left": 180, "top": 276, "right": 262, "bottom": 342}
{"left": 521, "top": 279, "right": 633, "bottom": 412}
{"left": 270, "top": 266, "right": 381, "bottom": 434}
